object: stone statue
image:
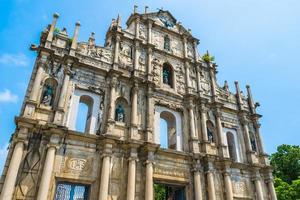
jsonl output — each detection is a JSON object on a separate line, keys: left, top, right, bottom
{"left": 250, "top": 138, "right": 257, "bottom": 151}
{"left": 115, "top": 105, "right": 125, "bottom": 122}
{"left": 41, "top": 85, "right": 54, "bottom": 106}
{"left": 164, "top": 36, "right": 170, "bottom": 51}
{"left": 207, "top": 128, "right": 214, "bottom": 143}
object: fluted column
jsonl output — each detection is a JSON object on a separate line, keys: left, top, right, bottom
{"left": 200, "top": 105, "right": 208, "bottom": 142}
{"left": 147, "top": 47, "right": 152, "bottom": 77}
{"left": 146, "top": 87, "right": 154, "bottom": 142}
{"left": 193, "top": 160, "right": 203, "bottom": 200}
{"left": 206, "top": 165, "right": 216, "bottom": 200}
{"left": 30, "top": 55, "right": 48, "bottom": 102}
{"left": 254, "top": 177, "right": 264, "bottom": 200}
{"left": 127, "top": 148, "right": 138, "bottom": 200}
{"left": 113, "top": 35, "right": 121, "bottom": 64}
{"left": 98, "top": 155, "right": 111, "bottom": 200}
{"left": 188, "top": 104, "right": 196, "bottom": 139}
{"left": 209, "top": 66, "right": 217, "bottom": 98}
{"left": 37, "top": 145, "right": 56, "bottom": 200}
{"left": 241, "top": 116, "right": 252, "bottom": 152}
{"left": 223, "top": 171, "right": 233, "bottom": 200}
{"left": 196, "top": 66, "right": 202, "bottom": 96}
{"left": 108, "top": 77, "right": 117, "bottom": 121}
{"left": 45, "top": 13, "right": 59, "bottom": 48}
{"left": 131, "top": 83, "right": 138, "bottom": 126}
{"left": 145, "top": 151, "right": 154, "bottom": 200}
{"left": 57, "top": 65, "right": 71, "bottom": 109}
{"left": 267, "top": 178, "right": 277, "bottom": 200}
{"left": 0, "top": 141, "right": 24, "bottom": 200}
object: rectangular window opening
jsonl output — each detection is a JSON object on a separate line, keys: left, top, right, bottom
{"left": 54, "top": 182, "right": 89, "bottom": 200}
{"left": 154, "top": 183, "right": 185, "bottom": 200}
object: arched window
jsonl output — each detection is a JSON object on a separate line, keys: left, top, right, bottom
{"left": 206, "top": 121, "right": 215, "bottom": 143}
{"left": 115, "top": 97, "right": 128, "bottom": 123}
{"left": 75, "top": 95, "right": 93, "bottom": 133}
{"left": 162, "top": 63, "right": 173, "bottom": 87}
{"left": 250, "top": 131, "right": 257, "bottom": 152}
{"left": 160, "top": 111, "right": 176, "bottom": 150}
{"left": 164, "top": 35, "right": 170, "bottom": 51}
{"left": 227, "top": 132, "right": 237, "bottom": 161}
{"left": 40, "top": 78, "right": 57, "bottom": 107}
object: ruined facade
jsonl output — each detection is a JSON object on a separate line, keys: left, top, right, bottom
{"left": 0, "top": 7, "right": 277, "bottom": 200}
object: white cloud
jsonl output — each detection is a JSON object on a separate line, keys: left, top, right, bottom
{"left": 0, "top": 89, "right": 18, "bottom": 103}
{"left": 0, "top": 53, "right": 30, "bottom": 67}
{"left": 0, "top": 143, "right": 8, "bottom": 173}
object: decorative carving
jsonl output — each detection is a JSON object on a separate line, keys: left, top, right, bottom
{"left": 64, "top": 156, "right": 93, "bottom": 175}
{"left": 175, "top": 63, "right": 185, "bottom": 94}
{"left": 187, "top": 42, "right": 194, "bottom": 58}
{"left": 152, "top": 58, "right": 161, "bottom": 85}
{"left": 139, "top": 23, "right": 146, "bottom": 40}
{"left": 67, "top": 158, "right": 87, "bottom": 171}
{"left": 77, "top": 43, "right": 113, "bottom": 63}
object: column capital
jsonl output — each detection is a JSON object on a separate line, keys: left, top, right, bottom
{"left": 192, "top": 159, "right": 203, "bottom": 172}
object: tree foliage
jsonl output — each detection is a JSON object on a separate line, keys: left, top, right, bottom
{"left": 270, "top": 144, "right": 300, "bottom": 200}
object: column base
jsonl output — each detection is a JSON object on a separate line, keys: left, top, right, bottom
{"left": 202, "top": 142, "right": 217, "bottom": 155}
{"left": 259, "top": 153, "right": 270, "bottom": 166}
{"left": 247, "top": 151, "right": 259, "bottom": 164}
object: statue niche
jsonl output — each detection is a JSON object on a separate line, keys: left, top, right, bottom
{"left": 115, "top": 97, "right": 128, "bottom": 123}
{"left": 40, "top": 78, "right": 57, "bottom": 107}
{"left": 162, "top": 63, "right": 174, "bottom": 88}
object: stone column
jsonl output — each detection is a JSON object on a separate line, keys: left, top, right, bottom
{"left": 223, "top": 171, "right": 233, "bottom": 200}
{"left": 30, "top": 55, "right": 48, "bottom": 102}
{"left": 146, "top": 87, "right": 154, "bottom": 142}
{"left": 267, "top": 178, "right": 277, "bottom": 200}
{"left": 200, "top": 105, "right": 208, "bottom": 142}
{"left": 131, "top": 83, "right": 138, "bottom": 126}
{"left": 98, "top": 155, "right": 111, "bottom": 200}
{"left": 188, "top": 104, "right": 196, "bottom": 139}
{"left": 196, "top": 66, "right": 202, "bottom": 96}
{"left": 147, "top": 20, "right": 153, "bottom": 44}
{"left": 147, "top": 47, "right": 152, "bottom": 78}
{"left": 127, "top": 148, "right": 138, "bottom": 200}
{"left": 113, "top": 35, "right": 121, "bottom": 65}
{"left": 130, "top": 83, "right": 138, "bottom": 139}
{"left": 209, "top": 66, "right": 217, "bottom": 98}
{"left": 134, "top": 41, "right": 140, "bottom": 71}
{"left": 254, "top": 177, "right": 264, "bottom": 200}
{"left": 70, "top": 21, "right": 81, "bottom": 56}
{"left": 241, "top": 116, "right": 252, "bottom": 152}
{"left": 0, "top": 141, "right": 24, "bottom": 200}
{"left": 206, "top": 165, "right": 216, "bottom": 200}
{"left": 145, "top": 152, "right": 154, "bottom": 200}
{"left": 108, "top": 77, "right": 117, "bottom": 121}
{"left": 193, "top": 160, "right": 203, "bottom": 200}
{"left": 215, "top": 109, "right": 228, "bottom": 157}
{"left": 135, "top": 17, "right": 140, "bottom": 38}
{"left": 45, "top": 13, "right": 59, "bottom": 48}
{"left": 254, "top": 122, "right": 265, "bottom": 154}
{"left": 37, "top": 145, "right": 56, "bottom": 200}
{"left": 54, "top": 64, "right": 71, "bottom": 124}
{"left": 57, "top": 65, "right": 71, "bottom": 109}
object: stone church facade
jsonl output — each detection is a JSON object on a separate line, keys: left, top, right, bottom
{"left": 0, "top": 7, "right": 277, "bottom": 200}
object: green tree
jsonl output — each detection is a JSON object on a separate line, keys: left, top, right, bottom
{"left": 270, "top": 144, "right": 300, "bottom": 200}
{"left": 270, "top": 144, "right": 300, "bottom": 183}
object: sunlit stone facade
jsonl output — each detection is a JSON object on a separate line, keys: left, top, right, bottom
{"left": 0, "top": 7, "right": 277, "bottom": 200}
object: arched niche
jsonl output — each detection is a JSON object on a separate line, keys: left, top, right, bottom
{"left": 227, "top": 131, "right": 237, "bottom": 162}
{"left": 206, "top": 120, "right": 216, "bottom": 143}
{"left": 66, "top": 89, "right": 102, "bottom": 134}
{"left": 249, "top": 131, "right": 257, "bottom": 152}
{"left": 162, "top": 62, "right": 174, "bottom": 88}
{"left": 154, "top": 106, "right": 183, "bottom": 151}
{"left": 40, "top": 78, "right": 58, "bottom": 107}
{"left": 115, "top": 97, "right": 129, "bottom": 124}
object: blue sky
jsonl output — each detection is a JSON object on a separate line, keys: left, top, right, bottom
{"left": 0, "top": 0, "right": 300, "bottom": 171}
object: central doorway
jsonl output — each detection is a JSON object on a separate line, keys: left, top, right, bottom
{"left": 154, "top": 183, "right": 185, "bottom": 200}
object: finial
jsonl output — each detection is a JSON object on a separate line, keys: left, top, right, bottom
{"left": 246, "top": 85, "right": 256, "bottom": 113}
{"left": 234, "top": 81, "right": 244, "bottom": 109}
{"left": 134, "top": 5, "right": 138, "bottom": 13}
{"left": 75, "top": 21, "right": 81, "bottom": 26}
{"left": 70, "top": 21, "right": 81, "bottom": 56}
{"left": 53, "top": 13, "right": 59, "bottom": 18}
{"left": 224, "top": 80, "right": 229, "bottom": 91}
{"left": 88, "top": 32, "right": 95, "bottom": 46}
{"left": 116, "top": 14, "right": 121, "bottom": 27}
{"left": 188, "top": 28, "right": 192, "bottom": 33}
{"left": 145, "top": 6, "right": 149, "bottom": 13}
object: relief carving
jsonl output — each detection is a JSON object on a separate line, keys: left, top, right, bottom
{"left": 64, "top": 157, "right": 93, "bottom": 175}
{"left": 152, "top": 58, "right": 161, "bottom": 85}
{"left": 139, "top": 23, "right": 147, "bottom": 40}
{"left": 176, "top": 63, "right": 185, "bottom": 94}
